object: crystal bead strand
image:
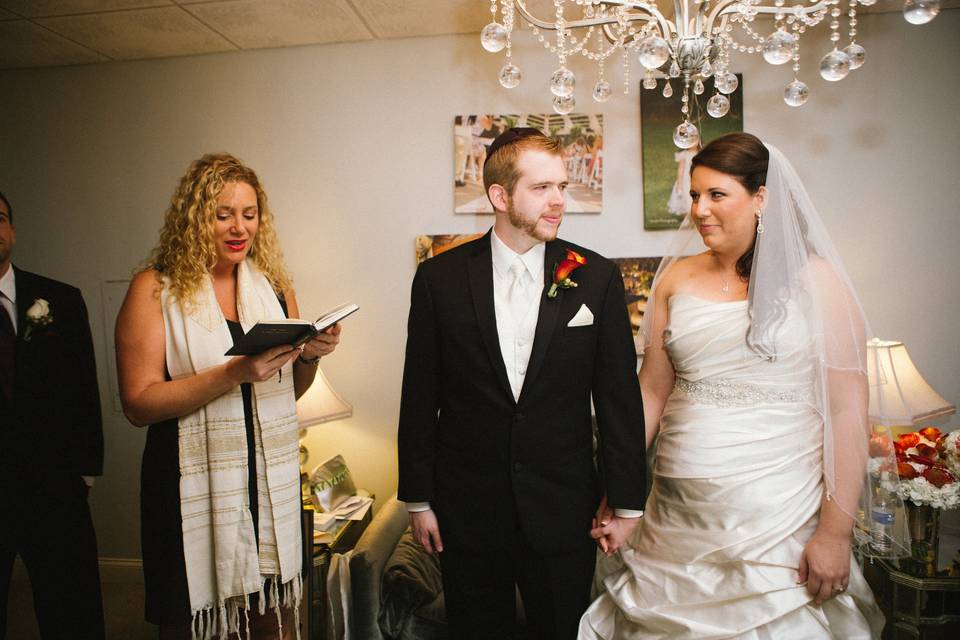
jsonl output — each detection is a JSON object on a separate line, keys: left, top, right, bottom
{"left": 498, "top": 1, "right": 522, "bottom": 88}
{"left": 843, "top": 1, "right": 865, "bottom": 70}
{"left": 818, "top": 0, "right": 851, "bottom": 81}
{"left": 783, "top": 14, "right": 808, "bottom": 107}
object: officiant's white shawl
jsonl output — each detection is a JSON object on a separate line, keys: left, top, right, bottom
{"left": 160, "top": 260, "right": 302, "bottom": 639}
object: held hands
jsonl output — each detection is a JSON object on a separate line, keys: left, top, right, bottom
{"left": 410, "top": 509, "right": 444, "bottom": 554}
{"left": 590, "top": 495, "right": 640, "bottom": 555}
{"left": 300, "top": 323, "right": 342, "bottom": 362}
{"left": 226, "top": 344, "right": 299, "bottom": 384}
{"left": 798, "top": 530, "right": 851, "bottom": 606}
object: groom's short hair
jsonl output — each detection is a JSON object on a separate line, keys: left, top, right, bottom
{"left": 483, "top": 128, "right": 564, "bottom": 200}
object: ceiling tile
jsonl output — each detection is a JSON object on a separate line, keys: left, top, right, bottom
{"left": 349, "top": 0, "right": 488, "bottom": 38}
{"left": 0, "top": 8, "right": 19, "bottom": 20}
{"left": 185, "top": 0, "right": 373, "bottom": 48}
{"left": 0, "top": 1, "right": 171, "bottom": 18}
{"left": 0, "top": 20, "right": 104, "bottom": 68}
{"left": 35, "top": 6, "right": 235, "bottom": 60}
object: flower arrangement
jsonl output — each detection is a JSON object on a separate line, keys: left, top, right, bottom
{"left": 886, "top": 427, "right": 959, "bottom": 510}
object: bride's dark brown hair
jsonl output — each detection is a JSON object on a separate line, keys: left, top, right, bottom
{"left": 690, "top": 132, "right": 769, "bottom": 281}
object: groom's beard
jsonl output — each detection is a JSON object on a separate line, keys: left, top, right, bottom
{"left": 507, "top": 200, "right": 561, "bottom": 243}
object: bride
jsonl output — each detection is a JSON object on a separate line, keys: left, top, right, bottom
{"left": 580, "top": 133, "right": 906, "bottom": 639}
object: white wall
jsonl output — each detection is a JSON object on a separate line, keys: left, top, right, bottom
{"left": 1, "top": 11, "right": 957, "bottom": 558}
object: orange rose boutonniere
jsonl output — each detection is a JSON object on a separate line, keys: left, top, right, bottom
{"left": 547, "top": 250, "right": 586, "bottom": 298}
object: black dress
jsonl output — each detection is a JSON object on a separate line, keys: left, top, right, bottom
{"left": 141, "top": 302, "right": 286, "bottom": 625}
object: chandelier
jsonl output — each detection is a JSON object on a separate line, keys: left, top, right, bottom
{"left": 481, "top": 0, "right": 942, "bottom": 147}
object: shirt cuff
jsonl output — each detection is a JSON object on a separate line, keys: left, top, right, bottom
{"left": 405, "top": 501, "right": 432, "bottom": 513}
{"left": 614, "top": 508, "right": 643, "bottom": 518}
{"left": 82, "top": 476, "right": 95, "bottom": 488}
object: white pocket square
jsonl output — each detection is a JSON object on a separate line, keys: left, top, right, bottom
{"left": 567, "top": 304, "right": 594, "bottom": 327}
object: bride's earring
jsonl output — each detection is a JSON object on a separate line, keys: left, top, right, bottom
{"left": 755, "top": 209, "right": 764, "bottom": 234}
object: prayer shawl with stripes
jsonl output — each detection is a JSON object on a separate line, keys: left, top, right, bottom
{"left": 160, "top": 260, "right": 302, "bottom": 639}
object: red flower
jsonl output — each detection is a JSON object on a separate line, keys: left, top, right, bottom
{"left": 547, "top": 250, "right": 587, "bottom": 298}
{"left": 916, "top": 443, "right": 938, "bottom": 459}
{"left": 922, "top": 466, "right": 955, "bottom": 488}
{"left": 895, "top": 433, "right": 920, "bottom": 454}
{"left": 897, "top": 462, "right": 919, "bottom": 479}
{"left": 919, "top": 426, "right": 942, "bottom": 442}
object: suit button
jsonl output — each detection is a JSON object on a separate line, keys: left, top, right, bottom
{"left": 513, "top": 462, "right": 522, "bottom": 472}
{"left": 514, "top": 412, "right": 524, "bottom": 422}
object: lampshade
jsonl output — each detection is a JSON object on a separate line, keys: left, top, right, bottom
{"left": 867, "top": 338, "right": 955, "bottom": 426}
{"left": 296, "top": 366, "right": 353, "bottom": 427}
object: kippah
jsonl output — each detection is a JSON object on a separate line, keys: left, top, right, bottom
{"left": 484, "top": 127, "right": 543, "bottom": 166}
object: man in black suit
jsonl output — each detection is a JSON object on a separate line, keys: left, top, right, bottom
{"left": 398, "top": 129, "right": 646, "bottom": 639}
{"left": 0, "top": 190, "right": 105, "bottom": 639}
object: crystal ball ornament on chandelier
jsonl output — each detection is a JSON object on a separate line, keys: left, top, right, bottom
{"left": 480, "top": 21, "right": 508, "bottom": 53}
{"left": 550, "top": 66, "right": 576, "bottom": 98}
{"left": 783, "top": 79, "right": 810, "bottom": 107}
{"left": 903, "top": 0, "right": 940, "bottom": 25}
{"left": 553, "top": 93, "right": 576, "bottom": 115}
{"left": 674, "top": 121, "right": 700, "bottom": 149}
{"left": 482, "top": 0, "right": 941, "bottom": 147}
{"left": 499, "top": 63, "right": 522, "bottom": 88}
{"left": 819, "top": 49, "right": 852, "bottom": 81}
{"left": 592, "top": 79, "right": 613, "bottom": 103}
{"left": 762, "top": 30, "right": 797, "bottom": 65}
{"left": 707, "top": 93, "right": 731, "bottom": 118}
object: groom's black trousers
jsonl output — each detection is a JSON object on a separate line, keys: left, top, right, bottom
{"left": 438, "top": 514, "right": 596, "bottom": 640}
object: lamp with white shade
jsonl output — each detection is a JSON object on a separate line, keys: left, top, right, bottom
{"left": 296, "top": 367, "right": 353, "bottom": 470}
{"left": 867, "top": 338, "right": 955, "bottom": 428}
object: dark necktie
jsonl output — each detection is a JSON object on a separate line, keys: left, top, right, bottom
{"left": 0, "top": 300, "right": 15, "bottom": 406}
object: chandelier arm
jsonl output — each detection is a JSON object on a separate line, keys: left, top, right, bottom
{"left": 513, "top": 0, "right": 673, "bottom": 37}
{"left": 711, "top": 0, "right": 833, "bottom": 21}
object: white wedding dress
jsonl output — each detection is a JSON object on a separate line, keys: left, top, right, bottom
{"left": 579, "top": 294, "right": 884, "bottom": 640}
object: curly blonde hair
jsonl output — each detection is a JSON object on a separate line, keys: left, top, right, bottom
{"left": 145, "top": 153, "right": 292, "bottom": 304}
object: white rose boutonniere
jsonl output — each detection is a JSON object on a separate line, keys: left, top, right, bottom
{"left": 24, "top": 298, "right": 53, "bottom": 341}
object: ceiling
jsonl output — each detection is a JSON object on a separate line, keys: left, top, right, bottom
{"left": 0, "top": 0, "right": 954, "bottom": 70}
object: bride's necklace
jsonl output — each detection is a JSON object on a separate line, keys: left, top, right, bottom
{"left": 720, "top": 277, "right": 730, "bottom": 295}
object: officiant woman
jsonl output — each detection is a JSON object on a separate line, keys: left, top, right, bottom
{"left": 116, "top": 152, "right": 340, "bottom": 639}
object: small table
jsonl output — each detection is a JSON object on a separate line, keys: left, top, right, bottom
{"left": 864, "top": 558, "right": 960, "bottom": 639}
{"left": 300, "top": 496, "right": 374, "bottom": 640}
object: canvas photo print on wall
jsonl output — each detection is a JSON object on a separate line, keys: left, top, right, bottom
{"left": 612, "top": 257, "right": 663, "bottom": 354}
{"left": 454, "top": 113, "right": 604, "bottom": 215}
{"left": 641, "top": 74, "right": 744, "bottom": 230}
{"left": 415, "top": 234, "right": 485, "bottom": 265}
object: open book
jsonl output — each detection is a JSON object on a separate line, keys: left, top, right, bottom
{"left": 225, "top": 302, "right": 358, "bottom": 356}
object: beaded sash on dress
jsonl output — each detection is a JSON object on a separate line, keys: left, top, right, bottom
{"left": 673, "top": 377, "right": 813, "bottom": 407}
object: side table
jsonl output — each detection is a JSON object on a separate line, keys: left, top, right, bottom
{"left": 300, "top": 496, "right": 374, "bottom": 640}
{"left": 864, "top": 558, "right": 960, "bottom": 639}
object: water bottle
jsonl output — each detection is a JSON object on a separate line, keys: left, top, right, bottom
{"left": 870, "top": 495, "right": 894, "bottom": 554}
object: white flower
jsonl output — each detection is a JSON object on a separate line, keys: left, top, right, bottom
{"left": 23, "top": 298, "right": 53, "bottom": 341}
{"left": 26, "top": 298, "right": 51, "bottom": 323}
{"left": 893, "top": 476, "right": 960, "bottom": 510}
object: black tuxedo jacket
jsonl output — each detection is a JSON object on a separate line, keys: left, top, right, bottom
{"left": 398, "top": 232, "right": 646, "bottom": 554}
{"left": 1, "top": 266, "right": 103, "bottom": 480}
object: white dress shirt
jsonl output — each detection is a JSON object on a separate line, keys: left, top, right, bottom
{"left": 0, "top": 266, "right": 16, "bottom": 332}
{"left": 490, "top": 229, "right": 544, "bottom": 401}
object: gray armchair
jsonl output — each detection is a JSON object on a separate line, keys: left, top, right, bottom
{"left": 349, "top": 495, "right": 446, "bottom": 640}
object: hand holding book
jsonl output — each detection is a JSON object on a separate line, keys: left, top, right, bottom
{"left": 225, "top": 302, "right": 359, "bottom": 356}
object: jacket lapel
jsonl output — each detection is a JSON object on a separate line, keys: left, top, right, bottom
{"left": 13, "top": 266, "right": 33, "bottom": 341}
{"left": 518, "top": 240, "right": 565, "bottom": 403}
{"left": 467, "top": 232, "right": 515, "bottom": 403}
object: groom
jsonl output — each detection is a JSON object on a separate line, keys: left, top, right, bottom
{"left": 398, "top": 128, "right": 646, "bottom": 639}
